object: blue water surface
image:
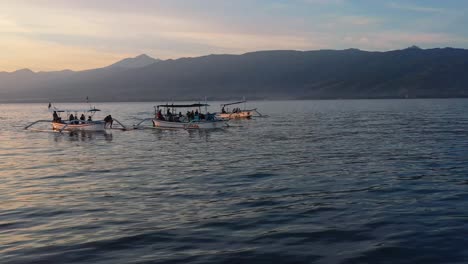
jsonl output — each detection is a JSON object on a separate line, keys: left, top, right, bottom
{"left": 0, "top": 99, "right": 467, "bottom": 264}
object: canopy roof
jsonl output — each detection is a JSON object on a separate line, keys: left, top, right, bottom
{"left": 220, "top": 100, "right": 246, "bottom": 107}
{"left": 156, "top": 103, "right": 208, "bottom": 108}
{"left": 50, "top": 107, "right": 101, "bottom": 113}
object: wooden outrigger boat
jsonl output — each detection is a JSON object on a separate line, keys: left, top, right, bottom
{"left": 25, "top": 106, "right": 127, "bottom": 132}
{"left": 134, "top": 103, "right": 228, "bottom": 130}
{"left": 217, "top": 100, "right": 265, "bottom": 120}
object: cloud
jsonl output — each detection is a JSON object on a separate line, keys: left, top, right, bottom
{"left": 159, "top": 31, "right": 320, "bottom": 52}
{"left": 302, "top": 0, "right": 345, "bottom": 5}
{"left": 1, "top": 0, "right": 467, "bottom": 71}
{"left": 340, "top": 31, "right": 468, "bottom": 51}
{"left": 387, "top": 2, "right": 446, "bottom": 13}
{"left": 0, "top": 0, "right": 331, "bottom": 70}
{"left": 0, "top": 35, "right": 127, "bottom": 71}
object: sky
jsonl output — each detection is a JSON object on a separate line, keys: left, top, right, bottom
{"left": 1, "top": 0, "right": 468, "bottom": 71}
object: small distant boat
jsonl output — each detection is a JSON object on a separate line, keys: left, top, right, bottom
{"left": 25, "top": 105, "right": 126, "bottom": 132}
{"left": 135, "top": 103, "right": 227, "bottom": 129}
{"left": 217, "top": 100, "right": 265, "bottom": 120}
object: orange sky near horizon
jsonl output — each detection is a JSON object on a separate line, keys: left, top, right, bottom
{"left": 1, "top": 0, "right": 467, "bottom": 72}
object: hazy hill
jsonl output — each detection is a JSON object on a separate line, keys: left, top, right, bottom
{"left": 1, "top": 47, "right": 468, "bottom": 102}
{"left": 107, "top": 54, "right": 160, "bottom": 69}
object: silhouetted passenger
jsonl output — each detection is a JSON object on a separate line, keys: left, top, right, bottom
{"left": 157, "top": 110, "right": 165, "bottom": 120}
{"left": 80, "top": 114, "right": 85, "bottom": 121}
{"left": 108, "top": 115, "right": 113, "bottom": 128}
{"left": 104, "top": 115, "right": 114, "bottom": 128}
{"left": 207, "top": 112, "right": 214, "bottom": 121}
{"left": 88, "top": 116, "right": 92, "bottom": 121}
{"left": 69, "top": 114, "right": 74, "bottom": 121}
{"left": 53, "top": 111, "right": 59, "bottom": 122}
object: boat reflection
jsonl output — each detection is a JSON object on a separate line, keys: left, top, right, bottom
{"left": 186, "top": 128, "right": 226, "bottom": 141}
{"left": 147, "top": 127, "right": 227, "bottom": 142}
{"left": 52, "top": 131, "right": 113, "bottom": 142}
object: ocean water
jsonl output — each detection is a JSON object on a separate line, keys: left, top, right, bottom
{"left": 1, "top": 99, "right": 468, "bottom": 264}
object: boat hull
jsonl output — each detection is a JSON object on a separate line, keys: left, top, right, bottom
{"left": 217, "top": 111, "right": 253, "bottom": 119}
{"left": 52, "top": 121, "right": 106, "bottom": 131}
{"left": 152, "top": 119, "right": 226, "bottom": 129}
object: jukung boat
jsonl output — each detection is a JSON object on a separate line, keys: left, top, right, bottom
{"left": 25, "top": 105, "right": 126, "bottom": 132}
{"left": 135, "top": 103, "right": 227, "bottom": 129}
{"left": 52, "top": 108, "right": 106, "bottom": 131}
{"left": 217, "top": 100, "right": 257, "bottom": 120}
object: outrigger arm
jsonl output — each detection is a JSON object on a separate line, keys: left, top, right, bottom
{"left": 59, "top": 123, "right": 69, "bottom": 133}
{"left": 111, "top": 118, "right": 129, "bottom": 130}
{"left": 133, "top": 118, "right": 153, "bottom": 129}
{"left": 253, "top": 109, "right": 269, "bottom": 118}
{"left": 24, "top": 120, "right": 52, "bottom": 130}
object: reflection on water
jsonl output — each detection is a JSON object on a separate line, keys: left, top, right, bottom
{"left": 52, "top": 131, "right": 114, "bottom": 142}
{"left": 1, "top": 100, "right": 468, "bottom": 264}
{"left": 187, "top": 129, "right": 214, "bottom": 141}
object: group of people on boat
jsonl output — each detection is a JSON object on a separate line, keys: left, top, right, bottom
{"left": 52, "top": 111, "right": 114, "bottom": 128}
{"left": 221, "top": 107, "right": 242, "bottom": 114}
{"left": 156, "top": 109, "right": 180, "bottom": 122}
{"left": 156, "top": 108, "right": 215, "bottom": 122}
{"left": 52, "top": 111, "right": 92, "bottom": 124}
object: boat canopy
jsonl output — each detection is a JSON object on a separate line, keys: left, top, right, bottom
{"left": 156, "top": 103, "right": 208, "bottom": 108}
{"left": 49, "top": 107, "right": 101, "bottom": 113}
{"left": 220, "top": 100, "right": 246, "bottom": 107}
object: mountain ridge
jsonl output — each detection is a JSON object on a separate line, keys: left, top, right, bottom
{"left": 1, "top": 47, "right": 468, "bottom": 102}
{"left": 106, "top": 54, "right": 160, "bottom": 69}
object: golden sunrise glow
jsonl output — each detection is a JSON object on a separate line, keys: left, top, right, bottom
{"left": 1, "top": 1, "right": 467, "bottom": 71}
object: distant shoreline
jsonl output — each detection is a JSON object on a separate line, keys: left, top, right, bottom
{"left": 2, "top": 97, "right": 468, "bottom": 104}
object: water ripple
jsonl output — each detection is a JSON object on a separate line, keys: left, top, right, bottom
{"left": 1, "top": 100, "right": 468, "bottom": 263}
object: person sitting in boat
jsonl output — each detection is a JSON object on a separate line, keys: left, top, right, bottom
{"left": 88, "top": 116, "right": 92, "bottom": 121}
{"left": 52, "top": 111, "right": 59, "bottom": 122}
{"left": 69, "top": 114, "right": 75, "bottom": 122}
{"left": 80, "top": 114, "right": 86, "bottom": 121}
{"left": 157, "top": 110, "right": 165, "bottom": 120}
{"left": 222, "top": 106, "right": 226, "bottom": 114}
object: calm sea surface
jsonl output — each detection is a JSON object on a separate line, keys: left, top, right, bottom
{"left": 1, "top": 99, "right": 468, "bottom": 264}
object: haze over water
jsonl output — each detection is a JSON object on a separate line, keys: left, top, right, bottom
{"left": 1, "top": 99, "right": 468, "bottom": 263}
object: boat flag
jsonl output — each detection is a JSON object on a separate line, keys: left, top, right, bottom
{"left": 48, "top": 102, "right": 51, "bottom": 109}
{"left": 86, "top": 96, "right": 89, "bottom": 103}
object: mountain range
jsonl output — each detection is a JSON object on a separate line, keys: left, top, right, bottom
{"left": 2, "top": 46, "right": 468, "bottom": 102}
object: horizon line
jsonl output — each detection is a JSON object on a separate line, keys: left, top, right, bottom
{"left": 1, "top": 45, "right": 463, "bottom": 73}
